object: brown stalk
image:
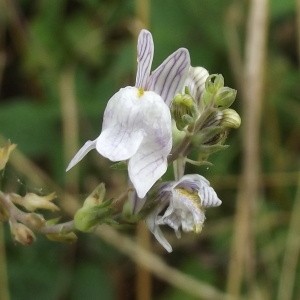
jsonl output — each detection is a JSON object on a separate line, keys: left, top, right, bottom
{"left": 226, "top": 0, "right": 269, "bottom": 298}
{"left": 59, "top": 65, "right": 80, "bottom": 194}
{"left": 277, "top": 171, "right": 300, "bottom": 300}
{"left": 276, "top": 2, "right": 300, "bottom": 299}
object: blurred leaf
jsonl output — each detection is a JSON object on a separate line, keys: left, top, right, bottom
{"left": 0, "top": 100, "right": 59, "bottom": 156}
{"left": 70, "top": 262, "right": 115, "bottom": 300}
{"left": 163, "top": 257, "right": 217, "bottom": 300}
{"left": 64, "top": 14, "right": 104, "bottom": 66}
{"left": 270, "top": 0, "right": 295, "bottom": 19}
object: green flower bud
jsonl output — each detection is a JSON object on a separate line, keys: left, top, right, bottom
{"left": 201, "top": 74, "right": 237, "bottom": 109}
{"left": 205, "top": 74, "right": 224, "bottom": 94}
{"left": 74, "top": 199, "right": 113, "bottom": 232}
{"left": 83, "top": 183, "right": 106, "bottom": 207}
{"left": 201, "top": 109, "right": 224, "bottom": 129}
{"left": 171, "top": 93, "right": 199, "bottom": 130}
{"left": 221, "top": 109, "right": 241, "bottom": 129}
{"left": 215, "top": 87, "right": 237, "bottom": 109}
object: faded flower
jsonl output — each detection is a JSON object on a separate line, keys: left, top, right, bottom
{"left": 146, "top": 174, "right": 221, "bottom": 252}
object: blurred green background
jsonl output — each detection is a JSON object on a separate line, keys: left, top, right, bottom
{"left": 1, "top": 0, "right": 300, "bottom": 299}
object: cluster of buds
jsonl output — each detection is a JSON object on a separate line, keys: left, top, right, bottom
{"left": 171, "top": 71, "right": 241, "bottom": 164}
{"left": 0, "top": 190, "right": 77, "bottom": 246}
{"left": 0, "top": 141, "right": 77, "bottom": 245}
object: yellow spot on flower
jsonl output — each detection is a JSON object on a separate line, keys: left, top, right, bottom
{"left": 175, "top": 187, "right": 200, "bottom": 204}
{"left": 137, "top": 88, "right": 144, "bottom": 98}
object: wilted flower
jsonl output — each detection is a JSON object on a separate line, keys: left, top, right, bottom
{"left": 24, "top": 213, "right": 46, "bottom": 230}
{"left": 146, "top": 174, "right": 221, "bottom": 252}
{"left": 10, "top": 192, "right": 59, "bottom": 212}
{"left": 67, "top": 29, "right": 190, "bottom": 198}
{"left": 9, "top": 221, "right": 36, "bottom": 246}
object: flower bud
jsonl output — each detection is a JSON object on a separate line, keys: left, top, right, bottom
{"left": 205, "top": 74, "right": 224, "bottom": 94}
{"left": 221, "top": 109, "right": 241, "bottom": 129}
{"left": 74, "top": 199, "right": 113, "bottom": 232}
{"left": 74, "top": 184, "right": 110, "bottom": 232}
{"left": 171, "top": 92, "right": 199, "bottom": 130}
{"left": 82, "top": 183, "right": 106, "bottom": 207}
{"left": 201, "top": 109, "right": 224, "bottom": 128}
{"left": 215, "top": 87, "right": 237, "bottom": 109}
{"left": 0, "top": 141, "right": 16, "bottom": 171}
{"left": 10, "top": 222, "right": 36, "bottom": 246}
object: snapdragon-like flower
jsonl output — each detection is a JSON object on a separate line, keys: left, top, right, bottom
{"left": 146, "top": 174, "right": 221, "bottom": 252}
{"left": 67, "top": 30, "right": 190, "bottom": 198}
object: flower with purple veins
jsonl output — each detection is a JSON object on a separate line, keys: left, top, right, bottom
{"left": 66, "top": 29, "right": 190, "bottom": 198}
{"left": 146, "top": 174, "right": 221, "bottom": 252}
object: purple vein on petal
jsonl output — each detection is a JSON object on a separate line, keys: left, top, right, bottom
{"left": 132, "top": 140, "right": 169, "bottom": 177}
{"left": 133, "top": 154, "right": 165, "bottom": 179}
{"left": 135, "top": 30, "right": 154, "bottom": 88}
{"left": 147, "top": 48, "right": 190, "bottom": 106}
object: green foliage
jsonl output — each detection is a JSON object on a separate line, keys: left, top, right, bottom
{"left": 0, "top": 100, "right": 59, "bottom": 156}
{"left": 70, "top": 262, "right": 115, "bottom": 300}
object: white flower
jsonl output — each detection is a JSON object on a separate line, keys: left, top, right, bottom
{"left": 66, "top": 30, "right": 190, "bottom": 198}
{"left": 146, "top": 174, "right": 221, "bottom": 252}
